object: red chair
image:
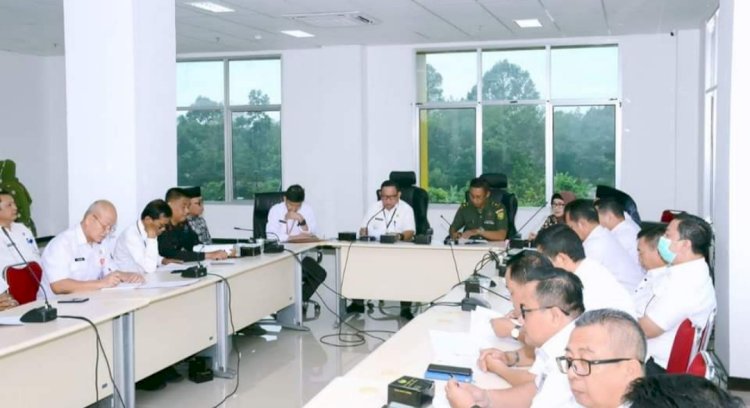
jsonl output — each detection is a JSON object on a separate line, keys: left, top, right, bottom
{"left": 660, "top": 210, "right": 684, "bottom": 223}
{"left": 666, "top": 319, "right": 696, "bottom": 374}
{"left": 698, "top": 309, "right": 716, "bottom": 352}
{"left": 687, "top": 351, "right": 716, "bottom": 380}
{"left": 2, "top": 261, "right": 43, "bottom": 305}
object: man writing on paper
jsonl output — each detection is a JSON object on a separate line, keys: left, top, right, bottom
{"left": 40, "top": 200, "right": 144, "bottom": 296}
{"left": 114, "top": 199, "right": 182, "bottom": 273}
{"left": 266, "top": 184, "right": 318, "bottom": 242}
{"left": 450, "top": 177, "right": 508, "bottom": 241}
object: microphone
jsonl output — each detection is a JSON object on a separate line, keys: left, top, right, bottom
{"left": 439, "top": 215, "right": 458, "bottom": 245}
{"left": 514, "top": 202, "right": 548, "bottom": 239}
{"left": 360, "top": 206, "right": 384, "bottom": 241}
{"left": 1, "top": 227, "right": 57, "bottom": 323}
{"left": 262, "top": 231, "right": 285, "bottom": 253}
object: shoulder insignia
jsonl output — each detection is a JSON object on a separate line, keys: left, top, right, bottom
{"left": 495, "top": 207, "right": 505, "bottom": 220}
{"left": 461, "top": 202, "right": 468, "bottom": 208}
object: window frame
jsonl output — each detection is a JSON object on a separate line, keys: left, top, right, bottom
{"left": 416, "top": 44, "right": 622, "bottom": 207}
{"left": 176, "top": 56, "right": 282, "bottom": 202}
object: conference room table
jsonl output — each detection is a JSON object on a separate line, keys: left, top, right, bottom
{"left": 304, "top": 279, "right": 520, "bottom": 407}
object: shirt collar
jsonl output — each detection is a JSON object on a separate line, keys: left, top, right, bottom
{"left": 75, "top": 223, "right": 90, "bottom": 245}
{"left": 537, "top": 319, "right": 577, "bottom": 362}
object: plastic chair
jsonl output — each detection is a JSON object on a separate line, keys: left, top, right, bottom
{"left": 660, "top": 210, "right": 684, "bottom": 223}
{"left": 3, "top": 261, "right": 43, "bottom": 305}
{"left": 666, "top": 319, "right": 697, "bottom": 374}
{"left": 687, "top": 351, "right": 716, "bottom": 380}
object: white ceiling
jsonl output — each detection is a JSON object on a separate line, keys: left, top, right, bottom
{"left": 0, "top": 0, "right": 719, "bottom": 56}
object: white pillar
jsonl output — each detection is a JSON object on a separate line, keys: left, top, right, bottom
{"left": 63, "top": 0, "right": 176, "bottom": 225}
{"left": 715, "top": 0, "right": 750, "bottom": 378}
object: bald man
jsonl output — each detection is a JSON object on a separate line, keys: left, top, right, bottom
{"left": 561, "top": 309, "right": 646, "bottom": 408}
{"left": 40, "top": 200, "right": 143, "bottom": 297}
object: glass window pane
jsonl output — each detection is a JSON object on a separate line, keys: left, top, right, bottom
{"left": 177, "top": 110, "right": 225, "bottom": 201}
{"left": 483, "top": 105, "right": 546, "bottom": 206}
{"left": 229, "top": 59, "right": 282, "bottom": 106}
{"left": 482, "top": 49, "right": 546, "bottom": 100}
{"left": 232, "top": 111, "right": 282, "bottom": 200}
{"left": 551, "top": 46, "right": 618, "bottom": 99}
{"left": 553, "top": 105, "right": 616, "bottom": 198}
{"left": 177, "top": 61, "right": 224, "bottom": 108}
{"left": 419, "top": 108, "right": 476, "bottom": 203}
{"left": 417, "top": 52, "right": 477, "bottom": 103}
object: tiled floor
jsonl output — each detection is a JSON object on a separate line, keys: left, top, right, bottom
{"left": 133, "top": 261, "right": 408, "bottom": 408}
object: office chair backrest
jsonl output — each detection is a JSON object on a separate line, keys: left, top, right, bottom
{"left": 661, "top": 209, "right": 684, "bottom": 223}
{"left": 474, "top": 173, "right": 518, "bottom": 238}
{"left": 3, "top": 261, "right": 42, "bottom": 305}
{"left": 667, "top": 319, "right": 697, "bottom": 374}
{"left": 596, "top": 185, "right": 642, "bottom": 225}
{"left": 252, "top": 192, "right": 285, "bottom": 239}
{"left": 375, "top": 171, "right": 431, "bottom": 235}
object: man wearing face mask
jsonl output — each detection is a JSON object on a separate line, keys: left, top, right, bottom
{"left": 635, "top": 212, "right": 716, "bottom": 374}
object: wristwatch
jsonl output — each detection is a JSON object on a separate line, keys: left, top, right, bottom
{"left": 298, "top": 219, "right": 306, "bottom": 226}
{"left": 510, "top": 324, "right": 521, "bottom": 340}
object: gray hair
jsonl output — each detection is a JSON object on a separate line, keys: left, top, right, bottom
{"left": 575, "top": 309, "right": 647, "bottom": 363}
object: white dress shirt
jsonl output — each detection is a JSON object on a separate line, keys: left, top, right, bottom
{"left": 529, "top": 320, "right": 580, "bottom": 408}
{"left": 0, "top": 277, "right": 7, "bottom": 293}
{"left": 39, "top": 224, "right": 118, "bottom": 298}
{"left": 114, "top": 220, "right": 162, "bottom": 273}
{"left": 633, "top": 266, "right": 669, "bottom": 316}
{"left": 360, "top": 200, "right": 416, "bottom": 238}
{"left": 575, "top": 258, "right": 637, "bottom": 317}
{"left": 583, "top": 225, "right": 644, "bottom": 293}
{"left": 611, "top": 218, "right": 641, "bottom": 266}
{"left": 637, "top": 258, "right": 716, "bottom": 368}
{"left": 265, "top": 202, "right": 317, "bottom": 242}
{"left": 1, "top": 222, "right": 42, "bottom": 295}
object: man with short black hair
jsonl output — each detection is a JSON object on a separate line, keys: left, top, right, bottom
{"left": 266, "top": 184, "right": 317, "bottom": 242}
{"left": 633, "top": 225, "right": 668, "bottom": 311}
{"left": 625, "top": 374, "right": 745, "bottom": 408}
{"left": 184, "top": 186, "right": 211, "bottom": 245}
{"left": 115, "top": 199, "right": 182, "bottom": 273}
{"left": 637, "top": 212, "right": 716, "bottom": 373}
{"left": 450, "top": 177, "right": 508, "bottom": 241}
{"left": 535, "top": 224, "right": 636, "bottom": 316}
{"left": 596, "top": 197, "right": 640, "bottom": 264}
{"left": 565, "top": 199, "right": 643, "bottom": 292}
{"left": 158, "top": 188, "right": 227, "bottom": 262}
{"left": 446, "top": 267, "right": 585, "bottom": 408}
{"left": 359, "top": 179, "right": 415, "bottom": 241}
{"left": 561, "top": 309, "right": 646, "bottom": 408}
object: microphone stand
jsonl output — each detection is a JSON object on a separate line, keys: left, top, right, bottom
{"left": 441, "top": 215, "right": 497, "bottom": 287}
{"left": 2, "top": 227, "right": 57, "bottom": 323}
{"left": 359, "top": 207, "right": 385, "bottom": 241}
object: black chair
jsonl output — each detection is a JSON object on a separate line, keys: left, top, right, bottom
{"left": 252, "top": 192, "right": 285, "bottom": 240}
{"left": 466, "top": 173, "right": 519, "bottom": 238}
{"left": 595, "top": 185, "right": 642, "bottom": 225}
{"left": 376, "top": 171, "right": 431, "bottom": 235}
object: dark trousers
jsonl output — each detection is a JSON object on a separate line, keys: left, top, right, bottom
{"left": 645, "top": 357, "right": 667, "bottom": 376}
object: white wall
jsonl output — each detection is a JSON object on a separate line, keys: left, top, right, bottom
{"left": 0, "top": 50, "right": 68, "bottom": 237}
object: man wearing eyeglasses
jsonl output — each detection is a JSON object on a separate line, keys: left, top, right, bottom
{"left": 560, "top": 308, "right": 646, "bottom": 408}
{"left": 446, "top": 267, "right": 584, "bottom": 408}
{"left": 114, "top": 199, "right": 182, "bottom": 274}
{"left": 40, "top": 200, "right": 144, "bottom": 296}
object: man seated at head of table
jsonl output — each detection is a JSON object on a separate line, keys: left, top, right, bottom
{"left": 40, "top": 200, "right": 144, "bottom": 296}
{"left": 114, "top": 199, "right": 182, "bottom": 273}
{"left": 449, "top": 177, "right": 508, "bottom": 241}
{"left": 446, "top": 266, "right": 585, "bottom": 408}
{"left": 0, "top": 189, "right": 41, "bottom": 310}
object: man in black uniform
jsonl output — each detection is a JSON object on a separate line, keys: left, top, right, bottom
{"left": 450, "top": 177, "right": 508, "bottom": 241}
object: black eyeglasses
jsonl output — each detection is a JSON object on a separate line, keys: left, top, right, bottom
{"left": 555, "top": 356, "right": 643, "bottom": 376}
{"left": 519, "top": 303, "right": 570, "bottom": 319}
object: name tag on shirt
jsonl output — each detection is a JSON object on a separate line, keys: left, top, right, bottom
{"left": 374, "top": 217, "right": 384, "bottom": 221}
{"left": 74, "top": 257, "right": 85, "bottom": 262}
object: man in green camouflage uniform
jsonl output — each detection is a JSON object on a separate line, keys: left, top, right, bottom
{"left": 450, "top": 177, "right": 508, "bottom": 241}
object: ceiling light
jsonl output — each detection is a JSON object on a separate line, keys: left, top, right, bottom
{"left": 280, "top": 30, "right": 315, "bottom": 38}
{"left": 187, "top": 2, "right": 235, "bottom": 13}
{"left": 514, "top": 19, "right": 542, "bottom": 28}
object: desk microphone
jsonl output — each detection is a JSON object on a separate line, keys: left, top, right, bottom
{"left": 439, "top": 215, "right": 458, "bottom": 245}
{"left": 360, "top": 206, "right": 384, "bottom": 241}
{"left": 2, "top": 227, "right": 57, "bottom": 323}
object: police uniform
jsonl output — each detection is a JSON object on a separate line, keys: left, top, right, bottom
{"left": 450, "top": 199, "right": 508, "bottom": 238}
{"left": 39, "top": 224, "right": 119, "bottom": 299}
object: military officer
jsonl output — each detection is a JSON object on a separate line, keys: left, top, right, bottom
{"left": 450, "top": 177, "right": 508, "bottom": 241}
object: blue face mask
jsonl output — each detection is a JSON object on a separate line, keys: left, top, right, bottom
{"left": 658, "top": 236, "right": 677, "bottom": 265}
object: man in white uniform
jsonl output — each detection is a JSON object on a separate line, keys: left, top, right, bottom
{"left": 0, "top": 190, "right": 39, "bottom": 309}
{"left": 633, "top": 225, "right": 669, "bottom": 312}
{"left": 40, "top": 200, "right": 144, "bottom": 297}
{"left": 115, "top": 199, "right": 180, "bottom": 273}
{"left": 349, "top": 179, "right": 416, "bottom": 319}
{"left": 636, "top": 213, "right": 716, "bottom": 374}
{"left": 596, "top": 197, "right": 641, "bottom": 265}
{"left": 445, "top": 267, "right": 584, "bottom": 408}
{"left": 535, "top": 224, "right": 636, "bottom": 317}
{"left": 266, "top": 184, "right": 317, "bottom": 242}
{"left": 565, "top": 199, "right": 643, "bottom": 292}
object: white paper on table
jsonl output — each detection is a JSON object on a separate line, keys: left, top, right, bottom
{"left": 192, "top": 244, "right": 234, "bottom": 253}
{"left": 0, "top": 315, "right": 23, "bottom": 325}
{"left": 429, "top": 330, "right": 480, "bottom": 367}
{"left": 471, "top": 306, "right": 505, "bottom": 348}
{"left": 156, "top": 262, "right": 196, "bottom": 272}
{"left": 102, "top": 278, "right": 200, "bottom": 291}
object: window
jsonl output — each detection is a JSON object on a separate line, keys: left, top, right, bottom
{"left": 177, "top": 58, "right": 282, "bottom": 201}
{"left": 418, "top": 46, "right": 619, "bottom": 205}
